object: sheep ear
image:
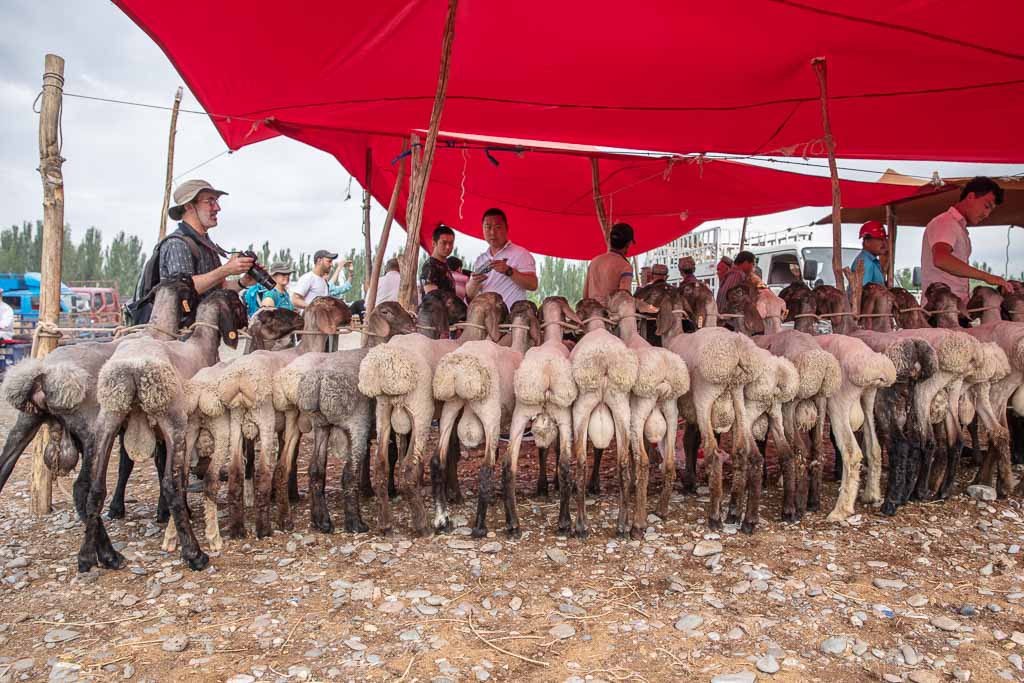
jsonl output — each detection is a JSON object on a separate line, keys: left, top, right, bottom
{"left": 529, "top": 315, "right": 541, "bottom": 347}
{"left": 487, "top": 309, "right": 501, "bottom": 342}
{"left": 655, "top": 304, "right": 675, "bottom": 337}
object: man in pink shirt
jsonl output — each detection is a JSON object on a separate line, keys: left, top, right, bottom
{"left": 922, "top": 176, "right": 1010, "bottom": 301}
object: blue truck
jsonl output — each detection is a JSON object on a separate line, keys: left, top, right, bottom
{"left": 0, "top": 272, "right": 75, "bottom": 322}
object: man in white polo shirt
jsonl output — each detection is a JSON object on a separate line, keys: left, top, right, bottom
{"left": 291, "top": 249, "right": 336, "bottom": 310}
{"left": 466, "top": 208, "right": 538, "bottom": 308}
{"left": 921, "top": 176, "right": 1010, "bottom": 302}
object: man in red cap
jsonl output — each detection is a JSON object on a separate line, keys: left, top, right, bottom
{"left": 850, "top": 220, "right": 888, "bottom": 286}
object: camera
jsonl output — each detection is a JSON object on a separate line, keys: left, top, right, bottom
{"left": 237, "top": 250, "right": 276, "bottom": 290}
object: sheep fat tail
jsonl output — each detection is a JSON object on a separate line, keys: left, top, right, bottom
{"left": 358, "top": 345, "right": 417, "bottom": 397}
{"left": 434, "top": 353, "right": 491, "bottom": 403}
{"left": 1, "top": 358, "right": 45, "bottom": 411}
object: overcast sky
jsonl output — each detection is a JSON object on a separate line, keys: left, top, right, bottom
{"left": 2, "top": 0, "right": 1023, "bottom": 277}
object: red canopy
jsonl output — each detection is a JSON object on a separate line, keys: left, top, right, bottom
{"left": 117, "top": 1, "right": 1023, "bottom": 162}
{"left": 271, "top": 125, "right": 945, "bottom": 258}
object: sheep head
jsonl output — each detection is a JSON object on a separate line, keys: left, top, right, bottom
{"left": 248, "top": 308, "right": 303, "bottom": 350}
{"left": 366, "top": 301, "right": 416, "bottom": 341}
{"left": 924, "top": 282, "right": 967, "bottom": 328}
{"left": 305, "top": 295, "right": 353, "bottom": 334}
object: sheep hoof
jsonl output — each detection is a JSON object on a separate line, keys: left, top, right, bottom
{"left": 208, "top": 537, "right": 224, "bottom": 552}
{"left": 740, "top": 521, "right": 756, "bottom": 535}
{"left": 77, "top": 555, "right": 97, "bottom": 574}
{"left": 106, "top": 502, "right": 126, "bottom": 520}
{"left": 446, "top": 491, "right": 464, "bottom": 505}
{"left": 806, "top": 498, "right": 821, "bottom": 512}
{"left": 506, "top": 526, "right": 522, "bottom": 540}
{"left": 725, "top": 511, "right": 740, "bottom": 525}
{"left": 679, "top": 480, "right": 696, "bottom": 495}
{"left": 227, "top": 525, "right": 247, "bottom": 540}
{"left": 277, "top": 516, "right": 295, "bottom": 533}
{"left": 534, "top": 483, "right": 550, "bottom": 498}
{"left": 344, "top": 518, "right": 369, "bottom": 534}
{"left": 556, "top": 522, "right": 571, "bottom": 537}
{"left": 587, "top": 482, "right": 601, "bottom": 496}
{"left": 434, "top": 519, "right": 453, "bottom": 535}
{"left": 255, "top": 526, "right": 273, "bottom": 540}
{"left": 781, "top": 510, "right": 798, "bottom": 524}
{"left": 825, "top": 510, "right": 847, "bottom": 523}
{"left": 707, "top": 518, "right": 723, "bottom": 531}
{"left": 629, "top": 526, "right": 644, "bottom": 541}
{"left": 570, "top": 523, "right": 588, "bottom": 540}
{"left": 156, "top": 508, "right": 170, "bottom": 525}
{"left": 655, "top": 502, "right": 669, "bottom": 520}
{"left": 379, "top": 527, "right": 394, "bottom": 538}
{"left": 312, "top": 517, "right": 335, "bottom": 535}
{"left": 470, "top": 526, "right": 487, "bottom": 539}
{"left": 880, "top": 502, "right": 897, "bottom": 517}
{"left": 98, "top": 548, "right": 126, "bottom": 570}
{"left": 186, "top": 552, "right": 210, "bottom": 572}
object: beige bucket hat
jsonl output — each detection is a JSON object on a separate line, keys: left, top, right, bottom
{"left": 168, "top": 179, "right": 228, "bottom": 220}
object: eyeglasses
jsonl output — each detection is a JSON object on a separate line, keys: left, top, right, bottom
{"left": 194, "top": 197, "right": 221, "bottom": 209}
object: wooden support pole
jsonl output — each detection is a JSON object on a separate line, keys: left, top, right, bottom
{"left": 590, "top": 158, "right": 611, "bottom": 247}
{"left": 32, "top": 53, "right": 66, "bottom": 516}
{"left": 398, "top": 0, "right": 459, "bottom": 310}
{"left": 361, "top": 147, "right": 373, "bottom": 295}
{"left": 812, "top": 57, "right": 846, "bottom": 297}
{"left": 885, "top": 204, "right": 897, "bottom": 287}
{"left": 365, "top": 156, "right": 406, "bottom": 318}
{"left": 158, "top": 86, "right": 183, "bottom": 240}
{"left": 739, "top": 216, "right": 749, "bottom": 251}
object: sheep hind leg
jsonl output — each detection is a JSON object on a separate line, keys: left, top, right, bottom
{"left": 445, "top": 434, "right": 463, "bottom": 504}
{"left": 225, "top": 411, "right": 247, "bottom": 539}
{"left": 555, "top": 413, "right": 573, "bottom": 534}
{"left": 536, "top": 446, "right": 550, "bottom": 497}
{"left": 431, "top": 403, "right": 461, "bottom": 534}
{"left": 344, "top": 428, "right": 370, "bottom": 534}
{"left": 937, "top": 413, "right": 963, "bottom": 499}
{"left": 402, "top": 424, "right": 430, "bottom": 537}
{"left": 0, "top": 411, "right": 45, "bottom": 497}
{"left": 373, "top": 404, "right": 395, "bottom": 535}
{"left": 657, "top": 401, "right": 680, "bottom": 519}
{"left": 105, "top": 440, "right": 133, "bottom": 520}
{"left": 680, "top": 423, "right": 699, "bottom": 495}
{"left": 587, "top": 447, "right": 603, "bottom": 495}
{"left": 630, "top": 437, "right": 650, "bottom": 540}
{"left": 881, "top": 435, "right": 907, "bottom": 517}
{"left": 826, "top": 397, "right": 863, "bottom": 523}
{"left": 308, "top": 426, "right": 333, "bottom": 534}
{"left": 78, "top": 412, "right": 126, "bottom": 573}
{"left": 607, "top": 395, "right": 634, "bottom": 538}
{"left": 203, "top": 420, "right": 227, "bottom": 552}
{"left": 807, "top": 396, "right": 827, "bottom": 513}
{"left": 273, "top": 412, "right": 300, "bottom": 531}
{"left": 570, "top": 395, "right": 601, "bottom": 539}
{"left": 472, "top": 428, "right": 500, "bottom": 539}
{"left": 253, "top": 405, "right": 279, "bottom": 539}
{"left": 157, "top": 414, "right": 208, "bottom": 571}
{"left": 503, "top": 412, "right": 530, "bottom": 539}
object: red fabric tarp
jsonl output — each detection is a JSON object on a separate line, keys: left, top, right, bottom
{"left": 116, "top": 1, "right": 1024, "bottom": 162}
{"left": 271, "top": 125, "right": 947, "bottom": 258}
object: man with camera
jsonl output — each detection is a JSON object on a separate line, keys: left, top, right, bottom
{"left": 291, "top": 250, "right": 337, "bottom": 311}
{"left": 161, "top": 179, "right": 254, "bottom": 295}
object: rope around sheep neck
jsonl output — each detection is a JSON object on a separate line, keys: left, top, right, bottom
{"left": 541, "top": 319, "right": 580, "bottom": 331}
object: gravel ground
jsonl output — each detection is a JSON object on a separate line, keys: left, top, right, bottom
{"left": 1, "top": 399, "right": 1023, "bottom": 683}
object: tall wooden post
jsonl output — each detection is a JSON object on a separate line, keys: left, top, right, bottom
{"left": 365, "top": 157, "right": 406, "bottom": 317}
{"left": 885, "top": 204, "right": 897, "bottom": 287}
{"left": 738, "top": 216, "right": 749, "bottom": 251}
{"left": 590, "top": 158, "right": 611, "bottom": 247}
{"left": 159, "top": 86, "right": 183, "bottom": 240}
{"left": 361, "top": 148, "right": 373, "bottom": 294}
{"left": 398, "top": 0, "right": 460, "bottom": 310}
{"left": 812, "top": 57, "right": 846, "bottom": 297}
{"left": 32, "top": 53, "right": 67, "bottom": 515}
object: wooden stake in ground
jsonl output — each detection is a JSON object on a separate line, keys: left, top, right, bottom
{"left": 590, "top": 158, "right": 611, "bottom": 247}
{"left": 158, "top": 86, "right": 183, "bottom": 241}
{"left": 398, "top": 0, "right": 460, "bottom": 310}
{"left": 812, "top": 57, "right": 846, "bottom": 297}
{"left": 739, "top": 216, "right": 749, "bottom": 251}
{"left": 364, "top": 156, "right": 407, "bottom": 318}
{"left": 361, "top": 147, "right": 373, "bottom": 296}
{"left": 32, "top": 53, "right": 67, "bottom": 516}
{"left": 885, "top": 204, "right": 897, "bottom": 287}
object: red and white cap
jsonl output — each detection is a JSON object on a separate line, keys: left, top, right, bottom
{"left": 859, "top": 220, "right": 887, "bottom": 240}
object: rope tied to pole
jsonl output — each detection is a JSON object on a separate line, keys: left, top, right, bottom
{"left": 580, "top": 315, "right": 618, "bottom": 327}
{"left": 541, "top": 320, "right": 581, "bottom": 331}
{"left": 452, "top": 321, "right": 489, "bottom": 333}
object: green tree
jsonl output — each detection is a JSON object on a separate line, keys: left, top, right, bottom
{"left": 533, "top": 256, "right": 587, "bottom": 305}
{"left": 104, "top": 231, "right": 146, "bottom": 296}
{"left": 72, "top": 227, "right": 105, "bottom": 282}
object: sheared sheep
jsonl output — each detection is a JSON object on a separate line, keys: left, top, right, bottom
{"left": 358, "top": 293, "right": 505, "bottom": 536}
{"left": 607, "top": 291, "right": 690, "bottom": 525}
{"left": 216, "top": 296, "right": 351, "bottom": 539}
{"left": 754, "top": 330, "right": 841, "bottom": 521}
{"left": 0, "top": 276, "right": 196, "bottom": 523}
{"left": 812, "top": 335, "right": 897, "bottom": 521}
{"left": 167, "top": 307, "right": 303, "bottom": 552}
{"left": 569, "top": 298, "right": 639, "bottom": 537}
{"left": 84, "top": 288, "right": 248, "bottom": 572}
{"left": 658, "top": 289, "right": 759, "bottom": 530}
{"left": 432, "top": 300, "right": 540, "bottom": 538}
{"left": 506, "top": 297, "right": 582, "bottom": 533}
{"left": 269, "top": 302, "right": 416, "bottom": 535}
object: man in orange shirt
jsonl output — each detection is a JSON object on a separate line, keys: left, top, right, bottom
{"left": 583, "top": 223, "right": 635, "bottom": 305}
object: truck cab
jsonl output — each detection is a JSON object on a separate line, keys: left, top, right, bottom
{"left": 70, "top": 285, "right": 122, "bottom": 324}
{"left": 751, "top": 243, "right": 861, "bottom": 293}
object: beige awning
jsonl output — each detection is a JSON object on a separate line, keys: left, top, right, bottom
{"left": 815, "top": 170, "right": 1024, "bottom": 227}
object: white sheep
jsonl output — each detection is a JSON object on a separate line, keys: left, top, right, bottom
{"left": 432, "top": 300, "right": 540, "bottom": 538}
{"left": 86, "top": 289, "right": 248, "bottom": 573}
{"left": 216, "top": 296, "right": 352, "bottom": 539}
{"left": 607, "top": 291, "right": 690, "bottom": 527}
{"left": 506, "top": 297, "right": 581, "bottom": 534}
{"left": 357, "top": 293, "right": 506, "bottom": 536}
{"left": 754, "top": 330, "right": 841, "bottom": 521}
{"left": 569, "top": 298, "right": 639, "bottom": 538}
{"left": 657, "top": 289, "right": 760, "bottom": 530}
{"left": 812, "top": 335, "right": 897, "bottom": 521}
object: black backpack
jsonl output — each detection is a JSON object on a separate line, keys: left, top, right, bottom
{"left": 123, "top": 234, "right": 201, "bottom": 326}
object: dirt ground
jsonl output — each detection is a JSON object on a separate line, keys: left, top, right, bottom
{"left": 1, "top": 399, "right": 1023, "bottom": 683}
